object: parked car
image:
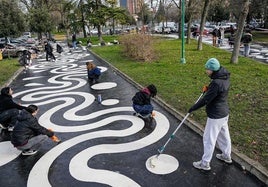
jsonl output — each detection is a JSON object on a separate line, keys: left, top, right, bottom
{"left": 0, "top": 43, "right": 26, "bottom": 58}
{"left": 90, "top": 30, "right": 99, "bottom": 35}
{"left": 23, "top": 32, "right": 32, "bottom": 38}
{"left": 220, "top": 23, "right": 237, "bottom": 33}
{"left": 0, "top": 37, "right": 10, "bottom": 44}
{"left": 153, "top": 26, "right": 162, "bottom": 33}
{"left": 193, "top": 27, "right": 210, "bottom": 36}
{"left": 163, "top": 27, "right": 171, "bottom": 34}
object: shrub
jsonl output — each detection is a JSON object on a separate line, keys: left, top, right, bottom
{"left": 119, "top": 33, "right": 157, "bottom": 62}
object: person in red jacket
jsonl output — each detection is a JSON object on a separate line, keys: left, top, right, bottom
{"left": 0, "top": 87, "right": 27, "bottom": 131}
{"left": 11, "top": 105, "right": 55, "bottom": 156}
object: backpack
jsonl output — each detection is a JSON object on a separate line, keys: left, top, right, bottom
{"left": 242, "top": 34, "right": 252, "bottom": 44}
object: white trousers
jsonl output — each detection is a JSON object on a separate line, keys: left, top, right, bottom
{"left": 202, "top": 115, "right": 232, "bottom": 163}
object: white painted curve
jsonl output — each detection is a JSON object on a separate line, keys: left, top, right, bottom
{"left": 28, "top": 112, "right": 169, "bottom": 187}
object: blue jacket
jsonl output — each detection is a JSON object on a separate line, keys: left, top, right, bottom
{"left": 87, "top": 67, "right": 101, "bottom": 79}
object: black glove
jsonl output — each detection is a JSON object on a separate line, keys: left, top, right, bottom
{"left": 188, "top": 106, "right": 195, "bottom": 113}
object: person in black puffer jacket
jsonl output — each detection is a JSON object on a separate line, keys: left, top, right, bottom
{"left": 0, "top": 87, "right": 27, "bottom": 130}
{"left": 189, "top": 58, "right": 232, "bottom": 171}
{"left": 11, "top": 105, "right": 54, "bottom": 156}
{"left": 44, "top": 41, "right": 56, "bottom": 61}
{"left": 132, "top": 84, "right": 157, "bottom": 117}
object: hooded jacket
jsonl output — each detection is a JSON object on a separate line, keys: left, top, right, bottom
{"left": 132, "top": 87, "right": 152, "bottom": 106}
{"left": 0, "top": 89, "right": 26, "bottom": 113}
{"left": 11, "top": 109, "right": 54, "bottom": 147}
{"left": 190, "top": 67, "right": 230, "bottom": 119}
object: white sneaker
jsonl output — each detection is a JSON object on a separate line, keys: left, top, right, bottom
{"left": 193, "top": 160, "right": 211, "bottom": 171}
{"left": 22, "top": 150, "right": 38, "bottom": 156}
{"left": 0, "top": 124, "right": 7, "bottom": 129}
{"left": 216, "top": 154, "right": 232, "bottom": 164}
{"left": 8, "top": 126, "right": 14, "bottom": 131}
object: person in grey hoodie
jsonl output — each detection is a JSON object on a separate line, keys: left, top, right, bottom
{"left": 189, "top": 58, "right": 232, "bottom": 171}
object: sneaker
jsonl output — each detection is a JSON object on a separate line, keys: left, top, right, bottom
{"left": 0, "top": 124, "right": 7, "bottom": 129}
{"left": 22, "top": 149, "right": 38, "bottom": 156}
{"left": 216, "top": 154, "right": 232, "bottom": 164}
{"left": 193, "top": 160, "right": 211, "bottom": 171}
{"left": 8, "top": 126, "right": 14, "bottom": 131}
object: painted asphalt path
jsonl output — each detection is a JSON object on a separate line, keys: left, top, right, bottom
{"left": 0, "top": 43, "right": 265, "bottom": 186}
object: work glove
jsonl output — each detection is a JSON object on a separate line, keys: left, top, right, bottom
{"left": 48, "top": 129, "right": 61, "bottom": 143}
{"left": 188, "top": 106, "right": 195, "bottom": 114}
{"left": 51, "top": 135, "right": 61, "bottom": 143}
{"left": 202, "top": 85, "right": 208, "bottom": 93}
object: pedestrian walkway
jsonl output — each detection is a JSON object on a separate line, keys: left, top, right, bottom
{"left": 162, "top": 33, "right": 268, "bottom": 64}
{"left": 0, "top": 42, "right": 266, "bottom": 186}
{"left": 202, "top": 36, "right": 268, "bottom": 63}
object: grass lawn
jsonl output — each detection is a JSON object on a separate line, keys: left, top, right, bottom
{"left": 252, "top": 31, "right": 268, "bottom": 43}
{"left": 0, "top": 58, "right": 21, "bottom": 87}
{"left": 91, "top": 36, "right": 268, "bottom": 169}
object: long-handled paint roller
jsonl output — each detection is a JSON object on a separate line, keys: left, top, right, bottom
{"left": 149, "top": 91, "right": 205, "bottom": 168}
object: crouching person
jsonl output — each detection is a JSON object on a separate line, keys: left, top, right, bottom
{"left": 132, "top": 84, "right": 157, "bottom": 127}
{"left": 86, "top": 61, "right": 101, "bottom": 85}
{"left": 0, "top": 87, "right": 27, "bottom": 131}
{"left": 11, "top": 105, "right": 54, "bottom": 156}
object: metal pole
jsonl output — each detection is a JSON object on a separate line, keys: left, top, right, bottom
{"left": 180, "top": 0, "right": 186, "bottom": 63}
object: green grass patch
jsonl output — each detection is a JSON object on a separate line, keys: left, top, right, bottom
{"left": 91, "top": 37, "right": 268, "bottom": 169}
{"left": 252, "top": 31, "right": 268, "bottom": 43}
{"left": 78, "top": 35, "right": 119, "bottom": 46}
{"left": 0, "top": 58, "right": 21, "bottom": 87}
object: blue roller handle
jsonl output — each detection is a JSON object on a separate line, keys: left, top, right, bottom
{"left": 156, "top": 92, "right": 204, "bottom": 157}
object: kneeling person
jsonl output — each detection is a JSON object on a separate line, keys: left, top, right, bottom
{"left": 132, "top": 84, "right": 157, "bottom": 126}
{"left": 86, "top": 61, "right": 101, "bottom": 85}
{"left": 11, "top": 105, "right": 54, "bottom": 156}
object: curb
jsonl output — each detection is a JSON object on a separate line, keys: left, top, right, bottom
{"left": 0, "top": 67, "right": 24, "bottom": 89}
{"left": 90, "top": 50, "right": 268, "bottom": 185}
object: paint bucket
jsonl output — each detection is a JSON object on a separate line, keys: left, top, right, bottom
{"left": 97, "top": 94, "right": 102, "bottom": 103}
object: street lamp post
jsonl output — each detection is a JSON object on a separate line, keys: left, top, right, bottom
{"left": 180, "top": 0, "right": 186, "bottom": 64}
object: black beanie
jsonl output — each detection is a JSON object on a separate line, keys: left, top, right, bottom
{"left": 147, "top": 84, "right": 157, "bottom": 97}
{"left": 26, "top": 105, "right": 38, "bottom": 114}
{"left": 1, "top": 87, "right": 10, "bottom": 96}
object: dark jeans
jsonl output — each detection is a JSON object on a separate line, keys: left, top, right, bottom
{"left": 133, "top": 104, "right": 153, "bottom": 116}
{"left": 46, "top": 52, "right": 56, "bottom": 61}
{"left": 88, "top": 74, "right": 100, "bottom": 84}
{"left": 0, "top": 109, "right": 19, "bottom": 127}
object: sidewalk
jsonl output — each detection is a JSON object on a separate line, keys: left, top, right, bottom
{"left": 0, "top": 42, "right": 266, "bottom": 186}
{"left": 161, "top": 33, "right": 268, "bottom": 64}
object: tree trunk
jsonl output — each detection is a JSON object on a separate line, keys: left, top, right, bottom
{"left": 186, "top": 18, "right": 192, "bottom": 44}
{"left": 186, "top": 0, "right": 193, "bottom": 44}
{"left": 197, "top": 0, "right": 210, "bottom": 51}
{"left": 81, "top": 7, "right": 87, "bottom": 38}
{"left": 230, "top": 0, "right": 250, "bottom": 64}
